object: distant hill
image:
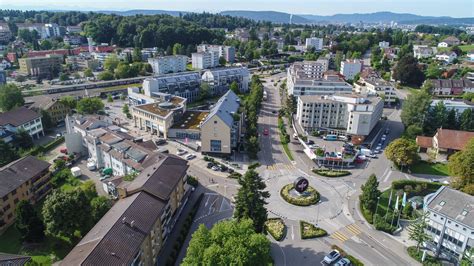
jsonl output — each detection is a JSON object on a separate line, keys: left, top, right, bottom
{"left": 300, "top": 11, "right": 442, "bottom": 23}
{"left": 96, "top": 9, "right": 188, "bottom": 16}
{"left": 219, "top": 11, "right": 311, "bottom": 24}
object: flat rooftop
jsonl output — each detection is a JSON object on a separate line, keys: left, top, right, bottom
{"left": 171, "top": 111, "right": 209, "bottom": 130}
{"left": 133, "top": 96, "right": 185, "bottom": 118}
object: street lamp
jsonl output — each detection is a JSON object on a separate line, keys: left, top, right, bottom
{"left": 373, "top": 196, "right": 381, "bottom": 224}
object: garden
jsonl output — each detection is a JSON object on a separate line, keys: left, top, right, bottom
{"left": 280, "top": 183, "right": 320, "bottom": 206}
{"left": 312, "top": 168, "right": 351, "bottom": 177}
{"left": 409, "top": 161, "right": 449, "bottom": 176}
{"left": 407, "top": 246, "right": 442, "bottom": 266}
{"left": 299, "top": 221, "right": 327, "bottom": 239}
{"left": 264, "top": 218, "right": 286, "bottom": 241}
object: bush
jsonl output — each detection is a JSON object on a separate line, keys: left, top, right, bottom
{"left": 373, "top": 214, "right": 397, "bottom": 234}
{"left": 391, "top": 180, "right": 441, "bottom": 191}
{"left": 407, "top": 246, "right": 442, "bottom": 266}
{"left": 280, "top": 184, "right": 320, "bottom": 206}
{"left": 186, "top": 175, "right": 198, "bottom": 187}
{"left": 264, "top": 218, "right": 286, "bottom": 241}
{"left": 300, "top": 221, "right": 327, "bottom": 239}
{"left": 248, "top": 162, "right": 260, "bottom": 170}
{"left": 228, "top": 172, "right": 242, "bottom": 179}
{"left": 313, "top": 169, "right": 351, "bottom": 177}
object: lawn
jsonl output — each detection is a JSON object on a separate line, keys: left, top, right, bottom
{"left": 281, "top": 142, "right": 294, "bottom": 161}
{"left": 410, "top": 161, "right": 450, "bottom": 176}
{"left": 459, "top": 44, "right": 474, "bottom": 52}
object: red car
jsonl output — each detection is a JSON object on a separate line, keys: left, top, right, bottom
{"left": 263, "top": 128, "right": 269, "bottom": 135}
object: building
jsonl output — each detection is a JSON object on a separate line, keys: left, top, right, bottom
{"left": 288, "top": 60, "right": 329, "bottom": 80}
{"left": 379, "top": 41, "right": 390, "bottom": 48}
{"left": 467, "top": 51, "right": 474, "bottom": 62}
{"left": 131, "top": 93, "right": 187, "bottom": 139}
{"left": 355, "top": 78, "right": 397, "bottom": 105}
{"left": 437, "top": 36, "right": 461, "bottom": 48}
{"left": 42, "top": 23, "right": 64, "bottom": 38}
{"left": 305, "top": 37, "right": 324, "bottom": 51}
{"left": 66, "top": 25, "right": 82, "bottom": 34}
{"left": 0, "top": 70, "right": 6, "bottom": 85}
{"left": 287, "top": 70, "right": 353, "bottom": 96}
{"left": 429, "top": 79, "right": 474, "bottom": 96}
{"left": 61, "top": 154, "right": 190, "bottom": 265}
{"left": 416, "top": 128, "right": 474, "bottom": 159}
{"left": 197, "top": 44, "right": 236, "bottom": 63}
{"left": 340, "top": 60, "right": 362, "bottom": 80}
{"left": 0, "top": 24, "right": 12, "bottom": 44}
{"left": 63, "top": 35, "right": 84, "bottom": 45}
{"left": 296, "top": 94, "right": 383, "bottom": 137}
{"left": 430, "top": 99, "right": 474, "bottom": 114}
{"left": 0, "top": 107, "right": 44, "bottom": 139}
{"left": 167, "top": 110, "right": 209, "bottom": 141}
{"left": 148, "top": 55, "right": 187, "bottom": 75}
{"left": 25, "top": 95, "right": 72, "bottom": 124}
{"left": 65, "top": 56, "right": 99, "bottom": 71}
{"left": 413, "top": 45, "right": 436, "bottom": 59}
{"left": 200, "top": 90, "right": 242, "bottom": 155}
{"left": 141, "top": 72, "right": 201, "bottom": 102}
{"left": 201, "top": 67, "right": 250, "bottom": 93}
{"left": 192, "top": 51, "right": 219, "bottom": 69}
{"left": 0, "top": 156, "right": 51, "bottom": 232}
{"left": 0, "top": 253, "right": 31, "bottom": 265}
{"left": 18, "top": 54, "right": 63, "bottom": 78}
{"left": 423, "top": 186, "right": 473, "bottom": 261}
{"left": 435, "top": 51, "right": 457, "bottom": 63}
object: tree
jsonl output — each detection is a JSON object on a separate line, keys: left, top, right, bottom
{"left": 0, "top": 84, "right": 25, "bottom": 111}
{"left": 76, "top": 97, "right": 104, "bottom": 114}
{"left": 132, "top": 47, "right": 142, "bottom": 62}
{"left": 408, "top": 212, "right": 431, "bottom": 252}
{"left": 104, "top": 54, "right": 120, "bottom": 72}
{"left": 359, "top": 174, "right": 381, "bottom": 214}
{"left": 107, "top": 94, "right": 113, "bottom": 103}
{"left": 401, "top": 90, "right": 431, "bottom": 128}
{"left": 84, "top": 68, "right": 94, "bottom": 78}
{"left": 199, "top": 83, "right": 211, "bottom": 101}
{"left": 60, "top": 96, "right": 77, "bottom": 110}
{"left": 234, "top": 169, "right": 269, "bottom": 233}
{"left": 448, "top": 139, "right": 474, "bottom": 191}
{"left": 172, "top": 43, "right": 183, "bottom": 55}
{"left": 14, "top": 129, "right": 33, "bottom": 149}
{"left": 459, "top": 109, "right": 474, "bottom": 131}
{"left": 385, "top": 138, "right": 420, "bottom": 168}
{"left": 425, "top": 63, "right": 443, "bottom": 79}
{"left": 91, "top": 196, "right": 112, "bottom": 222}
{"left": 246, "top": 135, "right": 260, "bottom": 159}
{"left": 0, "top": 140, "right": 18, "bottom": 166}
{"left": 229, "top": 81, "right": 239, "bottom": 94}
{"left": 42, "top": 189, "right": 92, "bottom": 239}
{"left": 219, "top": 56, "right": 227, "bottom": 66}
{"left": 122, "top": 104, "right": 131, "bottom": 118}
{"left": 59, "top": 73, "right": 69, "bottom": 81}
{"left": 405, "top": 124, "right": 423, "bottom": 139}
{"left": 40, "top": 110, "right": 54, "bottom": 130}
{"left": 393, "top": 55, "right": 425, "bottom": 86}
{"left": 182, "top": 219, "right": 272, "bottom": 266}
{"left": 97, "top": 71, "right": 115, "bottom": 81}
{"left": 15, "top": 200, "right": 45, "bottom": 242}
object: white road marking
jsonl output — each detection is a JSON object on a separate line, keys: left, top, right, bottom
{"left": 383, "top": 170, "right": 393, "bottom": 182}
{"left": 381, "top": 168, "right": 389, "bottom": 180}
{"left": 404, "top": 174, "right": 411, "bottom": 180}
{"left": 204, "top": 195, "right": 210, "bottom": 207}
{"left": 291, "top": 225, "right": 295, "bottom": 240}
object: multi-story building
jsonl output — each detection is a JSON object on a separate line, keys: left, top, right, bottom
{"left": 201, "top": 67, "right": 250, "bottom": 93}
{"left": 423, "top": 186, "right": 473, "bottom": 262}
{"left": 0, "top": 24, "right": 12, "bottom": 44}
{"left": 287, "top": 70, "right": 353, "bottom": 96}
{"left": 379, "top": 41, "right": 390, "bottom": 48}
{"left": 355, "top": 78, "right": 397, "bottom": 105}
{"left": 141, "top": 72, "right": 201, "bottom": 101}
{"left": 413, "top": 45, "right": 437, "bottom": 59}
{"left": 18, "top": 54, "right": 63, "bottom": 78}
{"left": 197, "top": 44, "right": 236, "bottom": 63}
{"left": 340, "top": 59, "right": 362, "bottom": 80}
{"left": 63, "top": 35, "right": 84, "bottom": 45}
{"left": 430, "top": 99, "right": 474, "bottom": 114}
{"left": 0, "top": 70, "right": 6, "bottom": 85}
{"left": 0, "top": 156, "right": 51, "bottom": 232}
{"left": 65, "top": 56, "right": 99, "bottom": 71}
{"left": 288, "top": 60, "right": 329, "bottom": 80}
{"left": 192, "top": 51, "right": 219, "bottom": 69}
{"left": 200, "top": 90, "right": 242, "bottom": 154}
{"left": 66, "top": 25, "right": 82, "bottom": 34}
{"left": 305, "top": 37, "right": 324, "bottom": 51}
{"left": 25, "top": 95, "right": 71, "bottom": 124}
{"left": 61, "top": 154, "right": 190, "bottom": 265}
{"left": 42, "top": 23, "right": 64, "bottom": 38}
{"left": 429, "top": 79, "right": 474, "bottom": 95}
{"left": 296, "top": 94, "right": 383, "bottom": 137}
{"left": 148, "top": 55, "right": 188, "bottom": 75}
{"left": 0, "top": 107, "right": 44, "bottom": 140}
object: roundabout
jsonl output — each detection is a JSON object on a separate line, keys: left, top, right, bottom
{"left": 280, "top": 177, "right": 320, "bottom": 206}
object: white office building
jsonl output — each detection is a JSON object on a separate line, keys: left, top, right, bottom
{"left": 142, "top": 72, "right": 202, "bottom": 101}
{"left": 287, "top": 70, "right": 353, "bottom": 96}
{"left": 296, "top": 94, "right": 383, "bottom": 136}
{"left": 197, "top": 44, "right": 235, "bottom": 63}
{"left": 192, "top": 51, "right": 219, "bottom": 69}
{"left": 202, "top": 67, "right": 250, "bottom": 93}
{"left": 148, "top": 55, "right": 187, "bottom": 75}
{"left": 355, "top": 78, "right": 397, "bottom": 105}
{"left": 424, "top": 186, "right": 474, "bottom": 262}
{"left": 305, "top": 37, "right": 324, "bottom": 51}
{"left": 340, "top": 60, "right": 362, "bottom": 80}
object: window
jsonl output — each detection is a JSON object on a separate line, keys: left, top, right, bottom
{"left": 13, "top": 198, "right": 19, "bottom": 204}
{"left": 210, "top": 140, "right": 221, "bottom": 152}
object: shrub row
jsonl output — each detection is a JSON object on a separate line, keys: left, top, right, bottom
{"left": 312, "top": 169, "right": 351, "bottom": 177}
{"left": 228, "top": 172, "right": 242, "bottom": 179}
{"left": 300, "top": 221, "right": 327, "bottom": 239}
{"left": 280, "top": 184, "right": 320, "bottom": 206}
{"left": 264, "top": 218, "right": 286, "bottom": 241}
{"left": 391, "top": 180, "right": 442, "bottom": 191}
{"left": 331, "top": 245, "right": 364, "bottom": 266}
{"left": 407, "top": 246, "right": 442, "bottom": 266}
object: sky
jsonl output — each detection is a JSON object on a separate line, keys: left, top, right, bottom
{"left": 1, "top": 0, "right": 473, "bottom": 17}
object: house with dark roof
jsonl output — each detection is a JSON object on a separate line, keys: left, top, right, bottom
{"left": 61, "top": 154, "right": 190, "bottom": 266}
{"left": 0, "top": 156, "right": 51, "bottom": 232}
{"left": 0, "top": 253, "right": 31, "bottom": 265}
{"left": 429, "top": 79, "right": 474, "bottom": 96}
{"left": 0, "top": 106, "right": 43, "bottom": 141}
{"left": 423, "top": 186, "right": 473, "bottom": 261}
{"left": 25, "top": 95, "right": 71, "bottom": 124}
{"left": 416, "top": 128, "right": 474, "bottom": 160}
{"left": 437, "top": 36, "right": 461, "bottom": 48}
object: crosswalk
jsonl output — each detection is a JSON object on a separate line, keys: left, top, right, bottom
{"left": 331, "top": 223, "right": 362, "bottom": 242}
{"left": 266, "top": 163, "right": 296, "bottom": 171}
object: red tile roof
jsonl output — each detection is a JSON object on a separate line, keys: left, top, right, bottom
{"left": 416, "top": 136, "right": 433, "bottom": 149}
{"left": 435, "top": 128, "right": 474, "bottom": 150}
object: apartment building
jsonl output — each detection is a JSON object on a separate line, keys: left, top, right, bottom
{"left": 142, "top": 72, "right": 201, "bottom": 101}
{"left": 413, "top": 45, "right": 437, "bottom": 59}
{"left": 18, "top": 54, "right": 63, "bottom": 78}
{"left": 0, "top": 24, "right": 12, "bottom": 44}
{"left": 0, "top": 156, "right": 51, "bottom": 232}
{"left": 148, "top": 55, "right": 188, "bottom": 75}
{"left": 287, "top": 70, "right": 353, "bottom": 96}
{"left": 305, "top": 37, "right": 324, "bottom": 51}
{"left": 62, "top": 154, "right": 190, "bottom": 265}
{"left": 354, "top": 78, "right": 397, "bottom": 104}
{"left": 429, "top": 79, "right": 474, "bottom": 95}
{"left": 288, "top": 60, "right": 329, "bottom": 80}
{"left": 340, "top": 59, "right": 362, "bottom": 80}
{"left": 200, "top": 90, "right": 243, "bottom": 155}
{"left": 65, "top": 56, "right": 99, "bottom": 71}
{"left": 0, "top": 70, "right": 6, "bottom": 85}
{"left": 192, "top": 51, "right": 220, "bottom": 69}
{"left": 0, "top": 107, "right": 44, "bottom": 140}
{"left": 296, "top": 94, "right": 383, "bottom": 137}
{"left": 26, "top": 95, "right": 71, "bottom": 124}
{"left": 197, "top": 44, "right": 236, "bottom": 63}
{"left": 201, "top": 67, "right": 250, "bottom": 93}
{"left": 423, "top": 186, "right": 473, "bottom": 262}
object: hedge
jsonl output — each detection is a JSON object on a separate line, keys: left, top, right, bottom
{"left": 265, "top": 218, "right": 286, "bottom": 241}
{"left": 280, "top": 183, "right": 320, "bottom": 206}
{"left": 300, "top": 221, "right": 327, "bottom": 239}
{"left": 312, "top": 169, "right": 351, "bottom": 177}
{"left": 391, "top": 180, "right": 442, "bottom": 191}
{"left": 407, "top": 246, "right": 442, "bottom": 266}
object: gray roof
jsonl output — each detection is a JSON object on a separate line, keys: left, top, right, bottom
{"left": 202, "top": 89, "right": 240, "bottom": 128}
{"left": 0, "top": 253, "right": 31, "bottom": 266}
{"left": 426, "top": 186, "right": 474, "bottom": 228}
{"left": 0, "top": 156, "right": 51, "bottom": 198}
{"left": 0, "top": 107, "right": 41, "bottom": 127}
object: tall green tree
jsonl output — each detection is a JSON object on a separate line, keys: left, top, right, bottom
{"left": 359, "top": 174, "right": 381, "bottom": 214}
{"left": 14, "top": 129, "right": 33, "bottom": 149}
{"left": 172, "top": 43, "right": 184, "bottom": 55}
{"left": 460, "top": 109, "right": 474, "bottom": 131}
{"left": 59, "top": 96, "right": 77, "bottom": 110}
{"left": 132, "top": 47, "right": 142, "bottom": 62}
{"left": 401, "top": 90, "right": 432, "bottom": 128}
{"left": 385, "top": 138, "right": 419, "bottom": 167}
{"left": 229, "top": 81, "right": 239, "bottom": 94}
{"left": 234, "top": 169, "right": 269, "bottom": 233}
{"left": 0, "top": 140, "right": 18, "bottom": 166}
{"left": 91, "top": 196, "right": 112, "bottom": 223}
{"left": 84, "top": 68, "right": 94, "bottom": 78}
{"left": 0, "top": 84, "right": 25, "bottom": 111}
{"left": 408, "top": 212, "right": 431, "bottom": 252}
{"left": 393, "top": 55, "right": 425, "bottom": 86}
{"left": 448, "top": 139, "right": 474, "bottom": 192}
{"left": 40, "top": 109, "right": 54, "bottom": 130}
{"left": 104, "top": 54, "right": 120, "bottom": 72}
{"left": 15, "top": 200, "right": 45, "bottom": 242}
{"left": 182, "top": 219, "right": 272, "bottom": 266}
{"left": 77, "top": 97, "right": 104, "bottom": 114}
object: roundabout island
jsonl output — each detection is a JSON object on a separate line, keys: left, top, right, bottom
{"left": 280, "top": 177, "right": 320, "bottom": 206}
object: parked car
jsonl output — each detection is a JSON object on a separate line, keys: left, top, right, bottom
{"left": 155, "top": 138, "right": 167, "bottom": 145}
{"left": 322, "top": 250, "right": 341, "bottom": 265}
{"left": 207, "top": 162, "right": 215, "bottom": 169}
{"left": 334, "top": 258, "right": 351, "bottom": 266}
{"left": 185, "top": 154, "right": 196, "bottom": 160}
{"left": 177, "top": 149, "right": 187, "bottom": 156}
{"left": 307, "top": 140, "right": 315, "bottom": 145}
{"left": 211, "top": 166, "right": 221, "bottom": 171}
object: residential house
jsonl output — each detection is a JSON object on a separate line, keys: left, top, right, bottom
{"left": 413, "top": 45, "right": 437, "bottom": 59}
{"left": 416, "top": 128, "right": 474, "bottom": 160}
{"left": 0, "top": 107, "right": 44, "bottom": 140}
{"left": 354, "top": 78, "right": 398, "bottom": 105}
{"left": 25, "top": 95, "right": 71, "bottom": 124}
{"left": 435, "top": 51, "right": 457, "bottom": 63}
{"left": 429, "top": 79, "right": 474, "bottom": 95}
{"left": 437, "top": 36, "right": 461, "bottom": 48}
{"left": 379, "top": 41, "right": 390, "bottom": 48}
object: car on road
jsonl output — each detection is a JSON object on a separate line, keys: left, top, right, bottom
{"left": 367, "top": 153, "right": 377, "bottom": 158}
{"left": 334, "top": 258, "right": 351, "bottom": 266}
{"left": 307, "top": 140, "right": 315, "bottom": 145}
{"left": 384, "top": 128, "right": 390, "bottom": 135}
{"left": 309, "top": 144, "right": 318, "bottom": 149}
{"left": 322, "top": 250, "right": 341, "bottom": 265}
{"left": 155, "top": 138, "right": 167, "bottom": 145}
{"left": 263, "top": 128, "right": 269, "bottom": 136}
{"left": 185, "top": 154, "right": 196, "bottom": 160}
{"left": 375, "top": 145, "right": 382, "bottom": 153}
{"left": 177, "top": 149, "right": 187, "bottom": 156}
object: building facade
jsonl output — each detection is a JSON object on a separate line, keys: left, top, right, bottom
{"left": 192, "top": 51, "right": 219, "bottom": 69}
{"left": 305, "top": 37, "right": 324, "bottom": 51}
{"left": 148, "top": 55, "right": 187, "bottom": 75}
{"left": 287, "top": 70, "right": 353, "bottom": 96}
{"left": 340, "top": 60, "right": 362, "bottom": 80}
{"left": 429, "top": 79, "right": 474, "bottom": 96}
{"left": 201, "top": 67, "right": 250, "bottom": 93}
{"left": 18, "top": 54, "right": 63, "bottom": 77}
{"left": 197, "top": 44, "right": 236, "bottom": 63}
{"left": 355, "top": 78, "right": 397, "bottom": 104}
{"left": 26, "top": 95, "right": 71, "bottom": 124}
{"left": 142, "top": 72, "right": 202, "bottom": 102}
{"left": 0, "top": 107, "right": 44, "bottom": 139}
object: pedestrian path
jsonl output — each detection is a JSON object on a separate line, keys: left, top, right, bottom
{"left": 266, "top": 163, "right": 296, "bottom": 171}
{"left": 331, "top": 223, "right": 362, "bottom": 242}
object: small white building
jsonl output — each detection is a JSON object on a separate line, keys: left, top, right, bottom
{"left": 379, "top": 41, "right": 390, "bottom": 48}
{"left": 340, "top": 60, "right": 362, "bottom": 80}
{"left": 192, "top": 51, "right": 219, "bottom": 69}
{"left": 148, "top": 55, "right": 187, "bottom": 75}
{"left": 435, "top": 51, "right": 457, "bottom": 63}
{"left": 305, "top": 37, "right": 324, "bottom": 51}
{"left": 430, "top": 99, "right": 474, "bottom": 114}
{"left": 413, "top": 45, "right": 437, "bottom": 59}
